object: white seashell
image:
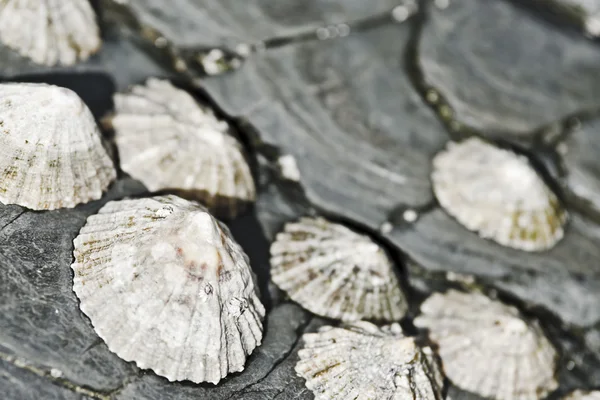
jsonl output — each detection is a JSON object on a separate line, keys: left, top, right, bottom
{"left": 414, "top": 290, "right": 558, "bottom": 400}
{"left": 71, "top": 195, "right": 265, "bottom": 384}
{"left": 108, "top": 78, "right": 256, "bottom": 218}
{"left": 564, "top": 391, "right": 600, "bottom": 400}
{"left": 431, "top": 137, "right": 567, "bottom": 251}
{"left": 295, "top": 321, "right": 444, "bottom": 400}
{"left": 0, "top": 0, "right": 101, "bottom": 66}
{"left": 270, "top": 217, "right": 408, "bottom": 322}
{"left": 0, "top": 82, "right": 116, "bottom": 210}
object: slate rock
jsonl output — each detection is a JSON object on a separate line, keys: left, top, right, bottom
{"left": 419, "top": 0, "right": 600, "bottom": 136}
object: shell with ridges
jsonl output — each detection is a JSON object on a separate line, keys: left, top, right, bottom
{"left": 295, "top": 321, "right": 444, "bottom": 400}
{"left": 431, "top": 137, "right": 567, "bottom": 251}
{"left": 108, "top": 78, "right": 255, "bottom": 218}
{"left": 564, "top": 391, "right": 600, "bottom": 400}
{"left": 270, "top": 217, "right": 408, "bottom": 322}
{"left": 0, "top": 82, "right": 116, "bottom": 210}
{"left": 0, "top": 0, "right": 101, "bottom": 66}
{"left": 414, "top": 290, "right": 558, "bottom": 400}
{"left": 71, "top": 195, "right": 265, "bottom": 384}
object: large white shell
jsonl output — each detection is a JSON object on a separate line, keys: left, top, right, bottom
{"left": 0, "top": 0, "right": 101, "bottom": 66}
{"left": 270, "top": 217, "right": 408, "bottom": 322}
{"left": 0, "top": 83, "right": 116, "bottom": 210}
{"left": 414, "top": 290, "right": 558, "bottom": 400}
{"left": 109, "top": 78, "right": 256, "bottom": 218}
{"left": 564, "top": 391, "right": 600, "bottom": 400}
{"left": 71, "top": 195, "right": 265, "bottom": 384}
{"left": 296, "top": 321, "right": 444, "bottom": 400}
{"left": 431, "top": 137, "right": 567, "bottom": 251}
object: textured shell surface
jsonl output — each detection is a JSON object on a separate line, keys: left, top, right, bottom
{"left": 295, "top": 321, "right": 444, "bottom": 400}
{"left": 0, "top": 0, "right": 101, "bottom": 66}
{"left": 71, "top": 195, "right": 265, "bottom": 384}
{"left": 431, "top": 137, "right": 567, "bottom": 251}
{"left": 269, "top": 217, "right": 408, "bottom": 322}
{"left": 109, "top": 78, "right": 256, "bottom": 218}
{"left": 414, "top": 290, "right": 558, "bottom": 400}
{"left": 564, "top": 391, "right": 600, "bottom": 400}
{"left": 0, "top": 82, "right": 116, "bottom": 210}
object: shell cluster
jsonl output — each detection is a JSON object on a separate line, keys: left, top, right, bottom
{"left": 71, "top": 195, "right": 265, "bottom": 384}
{"left": 108, "top": 78, "right": 256, "bottom": 218}
{"left": 431, "top": 137, "right": 567, "bottom": 251}
{"left": 270, "top": 217, "right": 408, "bottom": 322}
{"left": 0, "top": 0, "right": 101, "bottom": 66}
{"left": 414, "top": 290, "right": 558, "bottom": 400}
{"left": 0, "top": 82, "right": 116, "bottom": 210}
{"left": 296, "top": 321, "right": 444, "bottom": 400}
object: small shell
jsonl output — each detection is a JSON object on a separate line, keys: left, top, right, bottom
{"left": 296, "top": 321, "right": 444, "bottom": 400}
{"left": 564, "top": 391, "right": 600, "bottom": 400}
{"left": 108, "top": 78, "right": 255, "bottom": 218}
{"left": 414, "top": 290, "right": 558, "bottom": 400}
{"left": 71, "top": 195, "right": 265, "bottom": 384}
{"left": 0, "top": 83, "right": 116, "bottom": 210}
{"left": 431, "top": 137, "right": 567, "bottom": 251}
{"left": 270, "top": 217, "right": 408, "bottom": 321}
{"left": 0, "top": 0, "right": 101, "bottom": 66}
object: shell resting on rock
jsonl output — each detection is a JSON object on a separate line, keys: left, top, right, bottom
{"left": 414, "top": 290, "right": 558, "bottom": 400}
{"left": 270, "top": 217, "right": 408, "bottom": 322}
{"left": 108, "top": 78, "right": 256, "bottom": 218}
{"left": 296, "top": 321, "right": 444, "bottom": 400}
{"left": 431, "top": 137, "right": 567, "bottom": 251}
{"left": 71, "top": 195, "right": 265, "bottom": 384}
{"left": 0, "top": 0, "right": 101, "bottom": 66}
{"left": 0, "top": 82, "right": 116, "bottom": 210}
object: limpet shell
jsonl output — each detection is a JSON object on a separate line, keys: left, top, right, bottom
{"left": 0, "top": 82, "right": 116, "bottom": 210}
{"left": 296, "top": 321, "right": 444, "bottom": 400}
{"left": 564, "top": 391, "right": 600, "bottom": 400}
{"left": 270, "top": 217, "right": 408, "bottom": 321}
{"left": 414, "top": 290, "right": 558, "bottom": 400}
{"left": 108, "top": 78, "right": 255, "bottom": 218}
{"left": 71, "top": 195, "right": 265, "bottom": 384}
{"left": 431, "top": 137, "right": 567, "bottom": 251}
{"left": 0, "top": 0, "right": 101, "bottom": 66}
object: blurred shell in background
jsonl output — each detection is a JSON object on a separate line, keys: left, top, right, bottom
{"left": 563, "top": 391, "right": 600, "bottom": 400}
{"left": 108, "top": 78, "right": 255, "bottom": 218}
{"left": 414, "top": 290, "right": 558, "bottom": 400}
{"left": 431, "top": 137, "right": 567, "bottom": 251}
{"left": 270, "top": 217, "right": 408, "bottom": 322}
{"left": 71, "top": 195, "right": 265, "bottom": 384}
{"left": 0, "top": 82, "right": 116, "bottom": 210}
{"left": 295, "top": 321, "right": 444, "bottom": 400}
{"left": 0, "top": 0, "right": 101, "bottom": 66}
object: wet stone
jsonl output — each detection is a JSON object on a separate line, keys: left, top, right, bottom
{"left": 199, "top": 21, "right": 448, "bottom": 225}
{"left": 419, "top": 0, "right": 600, "bottom": 136}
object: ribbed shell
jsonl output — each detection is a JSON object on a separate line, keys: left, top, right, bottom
{"left": 564, "top": 391, "right": 600, "bottom": 400}
{"left": 431, "top": 137, "right": 567, "bottom": 251}
{"left": 0, "top": 0, "right": 101, "bottom": 66}
{"left": 0, "top": 83, "right": 116, "bottom": 210}
{"left": 109, "top": 78, "right": 255, "bottom": 218}
{"left": 71, "top": 195, "right": 265, "bottom": 384}
{"left": 270, "top": 217, "right": 408, "bottom": 322}
{"left": 414, "top": 290, "right": 558, "bottom": 400}
{"left": 296, "top": 321, "right": 444, "bottom": 400}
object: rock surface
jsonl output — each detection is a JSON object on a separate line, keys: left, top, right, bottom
{"left": 2, "top": 0, "right": 600, "bottom": 399}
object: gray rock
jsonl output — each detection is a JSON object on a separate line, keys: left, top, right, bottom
{"left": 419, "top": 0, "right": 600, "bottom": 136}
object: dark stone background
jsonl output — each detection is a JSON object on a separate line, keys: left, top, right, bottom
{"left": 1, "top": 0, "right": 600, "bottom": 398}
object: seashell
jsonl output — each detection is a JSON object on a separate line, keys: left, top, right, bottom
{"left": 295, "top": 321, "right": 444, "bottom": 400}
{"left": 107, "top": 78, "right": 255, "bottom": 218}
{"left": 269, "top": 217, "right": 408, "bottom": 322}
{"left": 414, "top": 290, "right": 558, "bottom": 400}
{"left": 564, "top": 391, "right": 600, "bottom": 400}
{"left": 71, "top": 195, "right": 265, "bottom": 384}
{"left": 431, "top": 137, "right": 567, "bottom": 251}
{"left": 0, "top": 82, "right": 116, "bottom": 210}
{"left": 0, "top": 0, "right": 101, "bottom": 66}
